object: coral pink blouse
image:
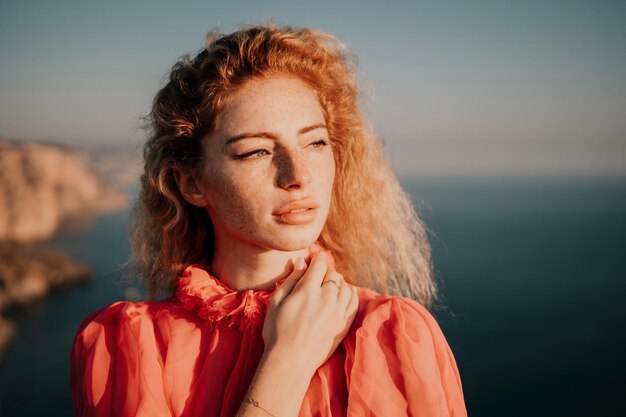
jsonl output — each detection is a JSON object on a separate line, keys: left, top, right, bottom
{"left": 71, "top": 252, "right": 466, "bottom": 416}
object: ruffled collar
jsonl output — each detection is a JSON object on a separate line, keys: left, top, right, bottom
{"left": 175, "top": 243, "right": 332, "bottom": 327}
{"left": 175, "top": 265, "right": 274, "bottom": 327}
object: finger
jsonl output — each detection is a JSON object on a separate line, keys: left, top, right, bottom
{"left": 333, "top": 287, "right": 359, "bottom": 351}
{"left": 336, "top": 275, "right": 352, "bottom": 305}
{"left": 296, "top": 251, "right": 328, "bottom": 291}
{"left": 321, "top": 268, "right": 342, "bottom": 293}
{"left": 270, "top": 257, "right": 307, "bottom": 306}
{"left": 344, "top": 286, "right": 359, "bottom": 320}
{"left": 307, "top": 243, "right": 322, "bottom": 263}
{"left": 333, "top": 277, "right": 350, "bottom": 311}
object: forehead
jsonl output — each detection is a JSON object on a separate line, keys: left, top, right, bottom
{"left": 214, "top": 75, "right": 326, "bottom": 133}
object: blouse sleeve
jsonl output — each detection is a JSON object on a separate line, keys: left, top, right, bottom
{"left": 70, "top": 301, "right": 172, "bottom": 417}
{"left": 343, "top": 295, "right": 467, "bottom": 417}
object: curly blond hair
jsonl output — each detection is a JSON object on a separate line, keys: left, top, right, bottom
{"left": 130, "top": 24, "right": 437, "bottom": 307}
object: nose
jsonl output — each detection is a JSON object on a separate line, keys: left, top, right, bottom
{"left": 276, "top": 148, "right": 312, "bottom": 190}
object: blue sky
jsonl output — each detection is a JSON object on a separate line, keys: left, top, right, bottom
{"left": 1, "top": 0, "right": 624, "bottom": 176}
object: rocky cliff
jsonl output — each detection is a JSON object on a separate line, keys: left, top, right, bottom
{"left": 0, "top": 140, "right": 130, "bottom": 358}
{"left": 0, "top": 140, "right": 127, "bottom": 242}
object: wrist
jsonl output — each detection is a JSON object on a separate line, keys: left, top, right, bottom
{"left": 238, "top": 348, "right": 313, "bottom": 417}
{"left": 260, "top": 346, "right": 317, "bottom": 386}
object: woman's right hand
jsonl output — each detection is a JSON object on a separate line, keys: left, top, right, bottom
{"left": 261, "top": 251, "right": 359, "bottom": 376}
{"left": 236, "top": 252, "right": 359, "bottom": 417}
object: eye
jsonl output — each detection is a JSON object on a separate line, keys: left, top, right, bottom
{"left": 309, "top": 139, "right": 329, "bottom": 148}
{"left": 236, "top": 149, "right": 271, "bottom": 159}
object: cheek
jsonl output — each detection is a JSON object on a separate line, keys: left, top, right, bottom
{"left": 321, "top": 155, "right": 336, "bottom": 194}
{"left": 205, "top": 167, "right": 267, "bottom": 225}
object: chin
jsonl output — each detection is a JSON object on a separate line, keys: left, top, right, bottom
{"left": 263, "top": 228, "right": 322, "bottom": 252}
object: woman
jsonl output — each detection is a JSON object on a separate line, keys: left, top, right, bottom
{"left": 71, "top": 25, "right": 467, "bottom": 417}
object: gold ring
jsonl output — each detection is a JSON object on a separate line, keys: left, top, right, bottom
{"left": 321, "top": 279, "right": 340, "bottom": 288}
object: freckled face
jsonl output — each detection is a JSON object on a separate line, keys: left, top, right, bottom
{"left": 199, "top": 75, "right": 335, "bottom": 252}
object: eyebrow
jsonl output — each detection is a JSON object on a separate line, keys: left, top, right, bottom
{"left": 225, "top": 123, "right": 327, "bottom": 145}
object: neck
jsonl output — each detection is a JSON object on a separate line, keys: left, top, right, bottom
{"left": 210, "top": 238, "right": 311, "bottom": 291}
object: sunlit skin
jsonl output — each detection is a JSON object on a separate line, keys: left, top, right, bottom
{"left": 176, "top": 75, "right": 336, "bottom": 291}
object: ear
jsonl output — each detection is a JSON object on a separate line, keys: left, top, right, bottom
{"left": 173, "top": 168, "right": 211, "bottom": 207}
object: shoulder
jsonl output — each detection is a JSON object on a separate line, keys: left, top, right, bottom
{"left": 343, "top": 286, "right": 467, "bottom": 416}
{"left": 352, "top": 285, "right": 443, "bottom": 338}
{"left": 348, "top": 285, "right": 456, "bottom": 371}
{"left": 71, "top": 300, "right": 192, "bottom": 416}
{"left": 72, "top": 299, "right": 200, "bottom": 352}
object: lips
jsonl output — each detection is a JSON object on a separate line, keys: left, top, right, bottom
{"left": 272, "top": 198, "right": 320, "bottom": 225}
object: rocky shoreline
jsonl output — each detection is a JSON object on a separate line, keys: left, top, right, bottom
{"left": 0, "top": 243, "right": 91, "bottom": 357}
{"left": 0, "top": 139, "right": 130, "bottom": 359}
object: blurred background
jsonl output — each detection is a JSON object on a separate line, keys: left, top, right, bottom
{"left": 1, "top": 0, "right": 624, "bottom": 416}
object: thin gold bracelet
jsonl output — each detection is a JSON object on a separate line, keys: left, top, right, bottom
{"left": 245, "top": 397, "right": 277, "bottom": 417}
